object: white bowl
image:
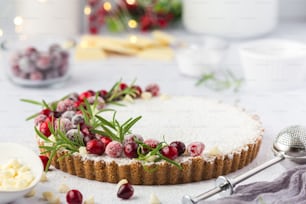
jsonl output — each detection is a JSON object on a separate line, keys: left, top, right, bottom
{"left": 239, "top": 39, "right": 306, "bottom": 91}
{"left": 0, "top": 143, "right": 43, "bottom": 203}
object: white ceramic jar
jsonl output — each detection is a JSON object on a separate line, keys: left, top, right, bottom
{"left": 183, "top": 0, "right": 278, "bottom": 38}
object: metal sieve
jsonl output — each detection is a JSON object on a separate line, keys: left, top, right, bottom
{"left": 182, "top": 125, "right": 306, "bottom": 204}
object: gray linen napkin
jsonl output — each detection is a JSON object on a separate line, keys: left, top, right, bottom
{"left": 202, "top": 165, "right": 306, "bottom": 204}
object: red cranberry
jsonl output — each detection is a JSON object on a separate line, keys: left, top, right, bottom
{"left": 145, "top": 84, "right": 160, "bottom": 96}
{"left": 80, "top": 124, "right": 92, "bottom": 136}
{"left": 86, "top": 139, "right": 105, "bottom": 155}
{"left": 132, "top": 85, "right": 142, "bottom": 98}
{"left": 39, "top": 121, "right": 51, "bottom": 137}
{"left": 160, "top": 146, "right": 178, "bottom": 160}
{"left": 100, "top": 136, "right": 112, "bottom": 147}
{"left": 119, "top": 83, "right": 128, "bottom": 90}
{"left": 78, "top": 90, "right": 95, "bottom": 101}
{"left": 117, "top": 183, "right": 134, "bottom": 199}
{"left": 98, "top": 89, "right": 108, "bottom": 98}
{"left": 41, "top": 109, "right": 51, "bottom": 116}
{"left": 187, "top": 142, "right": 205, "bottom": 157}
{"left": 124, "top": 142, "right": 138, "bottom": 158}
{"left": 66, "top": 189, "right": 83, "bottom": 204}
{"left": 170, "top": 141, "right": 186, "bottom": 156}
{"left": 39, "top": 155, "right": 49, "bottom": 171}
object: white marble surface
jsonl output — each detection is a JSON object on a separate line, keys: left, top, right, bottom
{"left": 1, "top": 21, "right": 306, "bottom": 203}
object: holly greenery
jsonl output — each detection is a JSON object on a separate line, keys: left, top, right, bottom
{"left": 87, "top": 0, "right": 182, "bottom": 33}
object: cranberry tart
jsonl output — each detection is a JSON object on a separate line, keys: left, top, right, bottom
{"left": 25, "top": 81, "right": 263, "bottom": 185}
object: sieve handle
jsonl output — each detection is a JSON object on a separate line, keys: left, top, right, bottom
{"left": 182, "top": 155, "right": 284, "bottom": 204}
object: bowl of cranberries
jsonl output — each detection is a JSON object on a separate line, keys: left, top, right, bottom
{"left": 2, "top": 37, "right": 73, "bottom": 87}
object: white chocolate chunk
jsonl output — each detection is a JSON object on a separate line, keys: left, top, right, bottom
{"left": 79, "top": 146, "right": 88, "bottom": 155}
{"left": 42, "top": 191, "right": 54, "bottom": 201}
{"left": 58, "top": 183, "right": 70, "bottom": 193}
{"left": 208, "top": 146, "right": 221, "bottom": 156}
{"left": 24, "top": 189, "right": 36, "bottom": 197}
{"left": 123, "top": 95, "right": 134, "bottom": 103}
{"left": 84, "top": 195, "right": 95, "bottom": 204}
{"left": 117, "top": 179, "right": 128, "bottom": 190}
{"left": 149, "top": 192, "right": 161, "bottom": 204}
{"left": 40, "top": 172, "right": 48, "bottom": 182}
{"left": 141, "top": 92, "right": 152, "bottom": 100}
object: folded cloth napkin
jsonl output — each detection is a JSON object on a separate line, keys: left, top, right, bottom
{"left": 202, "top": 165, "right": 306, "bottom": 204}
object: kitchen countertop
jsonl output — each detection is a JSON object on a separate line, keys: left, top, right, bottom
{"left": 1, "top": 21, "right": 306, "bottom": 203}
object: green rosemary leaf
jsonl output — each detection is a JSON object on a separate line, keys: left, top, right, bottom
{"left": 79, "top": 106, "right": 90, "bottom": 125}
{"left": 122, "top": 116, "right": 142, "bottom": 134}
{"left": 107, "top": 101, "right": 125, "bottom": 106}
{"left": 20, "top": 99, "right": 44, "bottom": 106}
{"left": 26, "top": 112, "right": 40, "bottom": 121}
{"left": 92, "top": 92, "right": 99, "bottom": 111}
{"left": 42, "top": 100, "right": 51, "bottom": 110}
{"left": 83, "top": 98, "right": 93, "bottom": 119}
{"left": 95, "top": 115, "right": 116, "bottom": 129}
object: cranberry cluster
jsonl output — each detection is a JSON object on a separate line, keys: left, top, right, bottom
{"left": 35, "top": 82, "right": 204, "bottom": 165}
{"left": 10, "top": 44, "right": 69, "bottom": 81}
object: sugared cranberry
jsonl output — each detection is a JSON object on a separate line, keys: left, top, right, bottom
{"left": 78, "top": 90, "right": 95, "bottom": 101}
{"left": 105, "top": 141, "right": 123, "bottom": 158}
{"left": 72, "top": 114, "right": 84, "bottom": 126}
{"left": 123, "top": 134, "right": 144, "bottom": 145}
{"left": 100, "top": 136, "right": 112, "bottom": 147}
{"left": 98, "top": 89, "right": 108, "bottom": 99}
{"left": 29, "top": 71, "right": 43, "bottom": 80}
{"left": 124, "top": 142, "right": 138, "bottom": 158}
{"left": 86, "top": 139, "right": 105, "bottom": 155}
{"left": 142, "top": 139, "right": 159, "bottom": 154}
{"left": 132, "top": 85, "right": 142, "bottom": 98}
{"left": 56, "top": 99, "right": 75, "bottom": 113}
{"left": 170, "top": 141, "right": 186, "bottom": 156}
{"left": 187, "top": 142, "right": 205, "bottom": 156}
{"left": 66, "top": 129, "right": 84, "bottom": 142}
{"left": 119, "top": 83, "right": 128, "bottom": 90}
{"left": 145, "top": 84, "right": 160, "bottom": 96}
{"left": 34, "top": 114, "right": 47, "bottom": 126}
{"left": 160, "top": 146, "right": 178, "bottom": 160}
{"left": 117, "top": 183, "right": 134, "bottom": 199}
{"left": 66, "top": 189, "right": 83, "bottom": 204}
{"left": 39, "top": 121, "right": 51, "bottom": 137}
{"left": 39, "top": 155, "right": 49, "bottom": 171}
{"left": 36, "top": 54, "right": 51, "bottom": 70}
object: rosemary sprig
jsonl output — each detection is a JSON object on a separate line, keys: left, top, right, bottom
{"left": 196, "top": 70, "right": 243, "bottom": 92}
{"left": 36, "top": 121, "right": 84, "bottom": 171}
{"left": 93, "top": 111, "right": 142, "bottom": 143}
{"left": 136, "top": 139, "right": 182, "bottom": 170}
{"left": 105, "top": 80, "right": 138, "bottom": 103}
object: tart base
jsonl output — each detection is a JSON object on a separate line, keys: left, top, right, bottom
{"left": 38, "top": 136, "right": 262, "bottom": 185}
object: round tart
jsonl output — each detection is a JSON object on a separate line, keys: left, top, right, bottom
{"left": 29, "top": 82, "right": 263, "bottom": 185}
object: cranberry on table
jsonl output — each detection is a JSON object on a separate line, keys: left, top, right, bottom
{"left": 117, "top": 183, "right": 134, "bottom": 199}
{"left": 39, "top": 155, "right": 49, "bottom": 171}
{"left": 132, "top": 85, "right": 142, "bottom": 97}
{"left": 66, "top": 189, "right": 83, "bottom": 204}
